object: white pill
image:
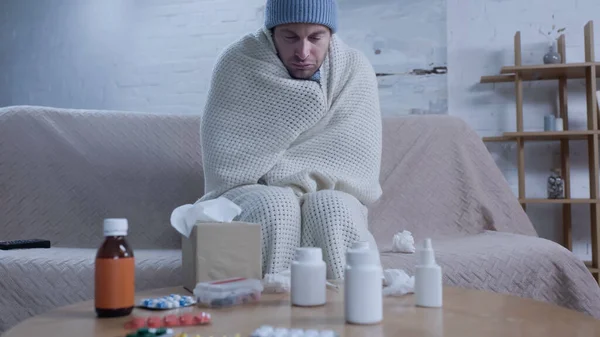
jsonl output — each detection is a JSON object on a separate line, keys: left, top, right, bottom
{"left": 288, "top": 329, "right": 304, "bottom": 337}
{"left": 259, "top": 326, "right": 274, "bottom": 332}
{"left": 250, "top": 331, "right": 271, "bottom": 337}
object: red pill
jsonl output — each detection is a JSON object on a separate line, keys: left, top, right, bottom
{"left": 124, "top": 317, "right": 146, "bottom": 330}
{"left": 164, "top": 315, "right": 178, "bottom": 327}
{"left": 179, "top": 314, "right": 195, "bottom": 326}
{"left": 147, "top": 316, "right": 162, "bottom": 328}
{"left": 195, "top": 312, "right": 211, "bottom": 324}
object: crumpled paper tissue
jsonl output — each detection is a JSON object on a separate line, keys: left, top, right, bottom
{"left": 382, "top": 269, "right": 415, "bottom": 296}
{"left": 262, "top": 270, "right": 292, "bottom": 293}
{"left": 170, "top": 197, "right": 242, "bottom": 237}
{"left": 262, "top": 268, "right": 413, "bottom": 296}
{"left": 392, "top": 230, "right": 416, "bottom": 253}
{"left": 262, "top": 269, "right": 340, "bottom": 293}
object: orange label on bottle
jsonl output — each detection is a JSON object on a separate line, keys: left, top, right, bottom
{"left": 95, "top": 257, "right": 135, "bottom": 309}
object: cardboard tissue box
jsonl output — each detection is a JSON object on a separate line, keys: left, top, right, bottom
{"left": 171, "top": 197, "right": 263, "bottom": 292}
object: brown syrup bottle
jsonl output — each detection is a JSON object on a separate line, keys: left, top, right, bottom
{"left": 95, "top": 218, "right": 135, "bottom": 318}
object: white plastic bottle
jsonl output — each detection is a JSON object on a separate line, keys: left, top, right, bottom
{"left": 414, "top": 238, "right": 442, "bottom": 308}
{"left": 291, "top": 247, "right": 326, "bottom": 307}
{"left": 555, "top": 117, "right": 564, "bottom": 131}
{"left": 351, "top": 241, "right": 369, "bottom": 250}
{"left": 349, "top": 240, "right": 385, "bottom": 283}
{"left": 344, "top": 248, "right": 383, "bottom": 324}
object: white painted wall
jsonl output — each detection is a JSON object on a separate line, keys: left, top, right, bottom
{"left": 0, "top": 0, "right": 447, "bottom": 115}
{"left": 447, "top": 0, "right": 600, "bottom": 260}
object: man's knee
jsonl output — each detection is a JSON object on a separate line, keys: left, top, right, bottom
{"left": 302, "top": 190, "right": 367, "bottom": 243}
{"left": 301, "top": 190, "right": 365, "bottom": 220}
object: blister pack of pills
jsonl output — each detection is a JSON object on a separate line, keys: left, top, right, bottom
{"left": 250, "top": 326, "right": 339, "bottom": 337}
{"left": 139, "top": 294, "right": 196, "bottom": 310}
{"left": 124, "top": 312, "right": 211, "bottom": 330}
{"left": 174, "top": 332, "right": 244, "bottom": 337}
{"left": 125, "top": 327, "right": 175, "bottom": 337}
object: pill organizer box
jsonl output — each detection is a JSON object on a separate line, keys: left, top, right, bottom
{"left": 193, "top": 277, "right": 264, "bottom": 308}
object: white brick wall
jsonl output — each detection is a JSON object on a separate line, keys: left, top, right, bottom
{"left": 0, "top": 0, "right": 447, "bottom": 116}
{"left": 447, "top": 0, "right": 600, "bottom": 260}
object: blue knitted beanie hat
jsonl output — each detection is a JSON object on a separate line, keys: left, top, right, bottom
{"left": 265, "top": 0, "right": 338, "bottom": 33}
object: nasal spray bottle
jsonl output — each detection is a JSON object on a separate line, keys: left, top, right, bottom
{"left": 414, "top": 238, "right": 442, "bottom": 308}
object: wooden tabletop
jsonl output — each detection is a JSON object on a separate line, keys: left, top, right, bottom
{"left": 2, "top": 286, "right": 600, "bottom": 337}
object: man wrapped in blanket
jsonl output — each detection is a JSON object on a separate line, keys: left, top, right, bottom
{"left": 200, "top": 0, "right": 383, "bottom": 280}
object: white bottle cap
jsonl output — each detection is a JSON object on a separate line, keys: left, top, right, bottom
{"left": 103, "top": 218, "right": 128, "bottom": 236}
{"left": 294, "top": 247, "right": 323, "bottom": 262}
{"left": 418, "top": 238, "right": 436, "bottom": 265}
{"left": 351, "top": 241, "right": 369, "bottom": 250}
{"left": 346, "top": 248, "right": 378, "bottom": 266}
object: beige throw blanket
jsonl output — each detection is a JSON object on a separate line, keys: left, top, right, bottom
{"left": 200, "top": 28, "right": 382, "bottom": 204}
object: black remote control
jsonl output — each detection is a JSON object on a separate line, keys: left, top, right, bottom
{"left": 0, "top": 239, "right": 51, "bottom": 250}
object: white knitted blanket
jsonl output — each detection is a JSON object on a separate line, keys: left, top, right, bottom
{"left": 201, "top": 28, "right": 382, "bottom": 205}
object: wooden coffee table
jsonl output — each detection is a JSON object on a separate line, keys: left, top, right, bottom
{"left": 2, "top": 286, "right": 600, "bottom": 337}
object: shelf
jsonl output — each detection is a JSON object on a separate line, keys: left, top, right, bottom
{"left": 585, "top": 261, "right": 599, "bottom": 274}
{"left": 482, "top": 135, "right": 516, "bottom": 142}
{"left": 480, "top": 75, "right": 515, "bottom": 83}
{"left": 503, "top": 130, "right": 597, "bottom": 140}
{"left": 482, "top": 131, "right": 598, "bottom": 142}
{"left": 500, "top": 62, "right": 600, "bottom": 81}
{"left": 519, "top": 198, "right": 599, "bottom": 204}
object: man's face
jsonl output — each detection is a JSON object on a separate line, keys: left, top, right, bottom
{"left": 272, "top": 23, "right": 331, "bottom": 80}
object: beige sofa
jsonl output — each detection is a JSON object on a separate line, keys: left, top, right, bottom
{"left": 1, "top": 105, "right": 599, "bottom": 333}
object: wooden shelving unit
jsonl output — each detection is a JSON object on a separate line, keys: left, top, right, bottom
{"left": 480, "top": 20, "right": 600, "bottom": 283}
{"left": 519, "top": 198, "right": 600, "bottom": 204}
